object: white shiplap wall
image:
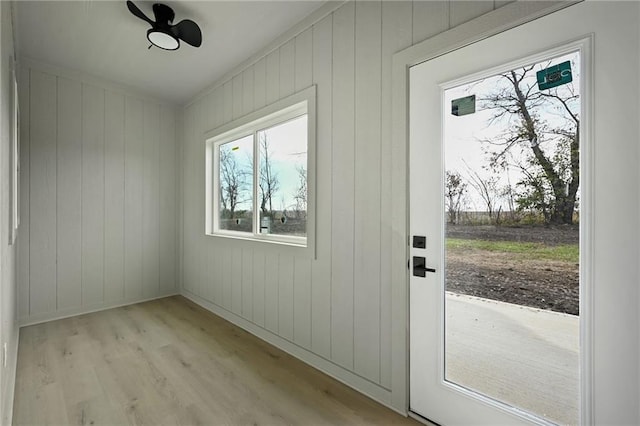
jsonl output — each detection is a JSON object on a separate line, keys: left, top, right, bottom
{"left": 18, "top": 60, "right": 179, "bottom": 325}
{"left": 180, "top": 0, "right": 506, "bottom": 410}
{"left": 1, "top": 2, "right": 19, "bottom": 423}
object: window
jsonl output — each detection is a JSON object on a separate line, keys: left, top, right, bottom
{"left": 206, "top": 86, "right": 315, "bottom": 251}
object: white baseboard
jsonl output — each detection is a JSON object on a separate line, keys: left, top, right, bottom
{"left": 19, "top": 291, "right": 180, "bottom": 327}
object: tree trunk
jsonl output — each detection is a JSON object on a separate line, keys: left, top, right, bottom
{"left": 510, "top": 71, "right": 576, "bottom": 224}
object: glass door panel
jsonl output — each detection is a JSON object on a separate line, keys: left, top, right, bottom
{"left": 443, "top": 52, "right": 581, "bottom": 425}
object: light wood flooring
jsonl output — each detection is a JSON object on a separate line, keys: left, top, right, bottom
{"left": 13, "top": 296, "right": 420, "bottom": 425}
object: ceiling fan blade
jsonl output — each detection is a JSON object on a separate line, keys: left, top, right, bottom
{"left": 152, "top": 3, "right": 175, "bottom": 24}
{"left": 126, "top": 1, "right": 154, "bottom": 25}
{"left": 172, "top": 19, "right": 202, "bottom": 47}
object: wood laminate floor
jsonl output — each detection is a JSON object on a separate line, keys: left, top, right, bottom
{"left": 13, "top": 296, "right": 421, "bottom": 425}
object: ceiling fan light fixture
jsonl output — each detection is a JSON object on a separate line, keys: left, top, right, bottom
{"left": 147, "top": 28, "right": 179, "bottom": 50}
{"left": 128, "top": 1, "right": 202, "bottom": 50}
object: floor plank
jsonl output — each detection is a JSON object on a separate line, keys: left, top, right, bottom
{"left": 14, "top": 296, "right": 420, "bottom": 425}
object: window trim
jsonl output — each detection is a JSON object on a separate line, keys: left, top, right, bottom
{"left": 205, "top": 85, "right": 316, "bottom": 257}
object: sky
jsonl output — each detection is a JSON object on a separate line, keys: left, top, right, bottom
{"left": 260, "top": 114, "right": 307, "bottom": 212}
{"left": 220, "top": 114, "right": 307, "bottom": 213}
{"left": 443, "top": 51, "right": 580, "bottom": 212}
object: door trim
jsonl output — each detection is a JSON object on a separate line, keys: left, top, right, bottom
{"left": 389, "top": 0, "right": 584, "bottom": 417}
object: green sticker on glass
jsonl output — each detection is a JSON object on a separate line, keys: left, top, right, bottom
{"left": 537, "top": 61, "right": 572, "bottom": 91}
{"left": 451, "top": 95, "right": 476, "bottom": 117}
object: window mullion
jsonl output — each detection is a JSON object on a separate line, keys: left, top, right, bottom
{"left": 253, "top": 130, "right": 259, "bottom": 237}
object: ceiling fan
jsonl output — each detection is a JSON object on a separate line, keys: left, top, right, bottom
{"left": 126, "top": 1, "right": 202, "bottom": 50}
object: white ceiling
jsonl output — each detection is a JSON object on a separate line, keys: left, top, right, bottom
{"left": 15, "top": 1, "right": 326, "bottom": 104}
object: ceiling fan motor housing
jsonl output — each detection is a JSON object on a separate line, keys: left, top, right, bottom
{"left": 152, "top": 3, "right": 175, "bottom": 26}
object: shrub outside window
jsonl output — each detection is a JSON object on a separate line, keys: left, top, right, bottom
{"left": 205, "top": 86, "right": 315, "bottom": 251}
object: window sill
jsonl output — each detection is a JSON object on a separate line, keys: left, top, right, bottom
{"left": 205, "top": 231, "right": 315, "bottom": 259}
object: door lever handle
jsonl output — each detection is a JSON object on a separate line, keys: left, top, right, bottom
{"left": 413, "top": 256, "right": 436, "bottom": 277}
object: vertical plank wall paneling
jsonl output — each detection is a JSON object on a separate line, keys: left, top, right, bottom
{"left": 124, "top": 97, "right": 144, "bottom": 301}
{"left": 196, "top": 101, "right": 207, "bottom": 301}
{"left": 223, "top": 82, "right": 233, "bottom": 123}
{"left": 179, "top": 0, "right": 504, "bottom": 408}
{"left": 265, "top": 50, "right": 280, "bottom": 105}
{"left": 353, "top": 0, "right": 382, "bottom": 382}
{"left": 29, "top": 71, "right": 57, "bottom": 316}
{"left": 159, "top": 105, "right": 177, "bottom": 295}
{"left": 380, "top": 0, "right": 413, "bottom": 390}
{"left": 253, "top": 58, "right": 267, "bottom": 111}
{"left": 264, "top": 252, "right": 279, "bottom": 334}
{"left": 143, "top": 103, "right": 161, "bottom": 298}
{"left": 182, "top": 104, "right": 196, "bottom": 297}
{"left": 19, "top": 65, "right": 178, "bottom": 324}
{"left": 449, "top": 0, "right": 495, "bottom": 27}
{"left": 191, "top": 93, "right": 203, "bottom": 301}
{"left": 1, "top": 4, "right": 19, "bottom": 420}
{"left": 252, "top": 252, "right": 266, "bottom": 328}
{"left": 412, "top": 1, "right": 449, "bottom": 43}
{"left": 310, "top": 13, "right": 333, "bottom": 360}
{"left": 242, "top": 69, "right": 254, "bottom": 117}
{"left": 293, "top": 27, "right": 313, "bottom": 351}
{"left": 104, "top": 91, "right": 126, "bottom": 302}
{"left": 56, "top": 78, "right": 82, "bottom": 310}
{"left": 278, "top": 255, "right": 294, "bottom": 342}
{"left": 330, "top": 0, "right": 356, "bottom": 372}
{"left": 241, "top": 249, "right": 254, "bottom": 321}
{"left": 82, "top": 84, "right": 105, "bottom": 306}
{"left": 17, "top": 65, "right": 30, "bottom": 321}
{"left": 231, "top": 75, "right": 243, "bottom": 121}
{"left": 231, "top": 247, "right": 243, "bottom": 316}
{"left": 293, "top": 257, "right": 312, "bottom": 350}
{"left": 209, "top": 88, "right": 225, "bottom": 307}
{"left": 222, "top": 249, "right": 233, "bottom": 312}
{"left": 279, "top": 40, "right": 296, "bottom": 99}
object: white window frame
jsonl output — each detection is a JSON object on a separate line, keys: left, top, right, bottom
{"left": 205, "top": 85, "right": 316, "bottom": 257}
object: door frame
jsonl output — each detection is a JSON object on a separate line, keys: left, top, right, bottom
{"left": 388, "top": 0, "right": 586, "bottom": 419}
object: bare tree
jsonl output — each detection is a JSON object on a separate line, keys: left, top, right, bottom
{"left": 219, "top": 146, "right": 249, "bottom": 218}
{"left": 463, "top": 160, "right": 500, "bottom": 223}
{"left": 445, "top": 171, "right": 467, "bottom": 225}
{"left": 293, "top": 165, "right": 307, "bottom": 218}
{"left": 499, "top": 170, "right": 520, "bottom": 223}
{"left": 481, "top": 62, "right": 579, "bottom": 224}
{"left": 258, "top": 133, "right": 280, "bottom": 217}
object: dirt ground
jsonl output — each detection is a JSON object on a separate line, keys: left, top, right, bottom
{"left": 446, "top": 225, "right": 579, "bottom": 315}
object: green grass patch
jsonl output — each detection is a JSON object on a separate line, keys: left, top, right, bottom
{"left": 446, "top": 238, "right": 579, "bottom": 263}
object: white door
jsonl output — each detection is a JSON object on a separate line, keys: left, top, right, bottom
{"left": 409, "top": 2, "right": 639, "bottom": 425}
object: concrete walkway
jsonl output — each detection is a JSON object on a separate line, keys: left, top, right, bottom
{"left": 445, "top": 293, "right": 579, "bottom": 425}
